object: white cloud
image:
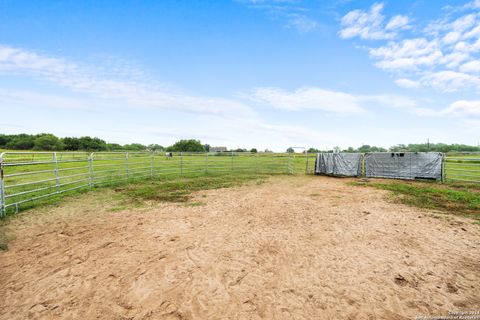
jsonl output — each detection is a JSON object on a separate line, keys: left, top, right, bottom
{"left": 369, "top": 38, "right": 442, "bottom": 70}
{"left": 341, "top": 2, "right": 480, "bottom": 92}
{"left": 2, "top": 45, "right": 442, "bottom": 130}
{"left": 0, "top": 45, "right": 255, "bottom": 118}
{"left": 386, "top": 15, "right": 410, "bottom": 31}
{"left": 441, "top": 51, "right": 470, "bottom": 68}
{"left": 425, "top": 14, "right": 477, "bottom": 38}
{"left": 286, "top": 14, "right": 318, "bottom": 33}
{"left": 250, "top": 87, "right": 366, "bottom": 114}
{"left": 464, "top": 0, "right": 480, "bottom": 9}
{"left": 452, "top": 14, "right": 477, "bottom": 33}
{"left": 395, "top": 78, "right": 421, "bottom": 89}
{"left": 459, "top": 60, "right": 480, "bottom": 73}
{"left": 360, "top": 94, "right": 438, "bottom": 116}
{"left": 0, "top": 44, "right": 412, "bottom": 150}
{"left": 443, "top": 100, "right": 480, "bottom": 116}
{"left": 423, "top": 70, "right": 480, "bottom": 91}
{"left": 2, "top": 42, "right": 476, "bottom": 149}
{"left": 442, "top": 31, "right": 461, "bottom": 44}
{"left": 0, "top": 44, "right": 361, "bottom": 150}
{"left": 340, "top": 3, "right": 409, "bottom": 40}
{"left": 340, "top": 3, "right": 391, "bottom": 40}
{"left": 248, "top": 86, "right": 437, "bottom": 117}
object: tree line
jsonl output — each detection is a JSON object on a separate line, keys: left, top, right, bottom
{"left": 0, "top": 133, "right": 184, "bottom": 152}
{"left": 305, "top": 143, "right": 480, "bottom": 154}
{"left": 0, "top": 133, "right": 257, "bottom": 153}
{"left": 1, "top": 133, "right": 479, "bottom": 153}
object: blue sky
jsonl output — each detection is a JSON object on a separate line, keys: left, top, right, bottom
{"left": 1, "top": 0, "right": 479, "bottom": 151}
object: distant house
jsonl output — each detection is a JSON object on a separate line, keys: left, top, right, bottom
{"left": 210, "top": 147, "right": 227, "bottom": 152}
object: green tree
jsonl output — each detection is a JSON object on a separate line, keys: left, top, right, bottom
{"left": 389, "top": 144, "right": 407, "bottom": 152}
{"left": 343, "top": 147, "right": 356, "bottom": 153}
{"left": 106, "top": 143, "right": 123, "bottom": 151}
{"left": 357, "top": 145, "right": 372, "bottom": 153}
{"left": 33, "top": 134, "right": 64, "bottom": 151}
{"left": 6, "top": 134, "right": 35, "bottom": 150}
{"left": 286, "top": 147, "right": 294, "bottom": 153}
{"left": 166, "top": 139, "right": 205, "bottom": 152}
{"left": 0, "top": 134, "right": 12, "bottom": 148}
{"left": 78, "top": 136, "right": 107, "bottom": 151}
{"left": 63, "top": 137, "right": 81, "bottom": 151}
{"left": 250, "top": 148, "right": 257, "bottom": 153}
{"left": 148, "top": 144, "right": 164, "bottom": 151}
{"left": 123, "top": 143, "right": 147, "bottom": 151}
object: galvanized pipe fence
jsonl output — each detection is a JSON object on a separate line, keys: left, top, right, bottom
{"left": 443, "top": 153, "right": 480, "bottom": 183}
{"left": 1, "top": 151, "right": 478, "bottom": 217}
{"left": 0, "top": 151, "right": 299, "bottom": 217}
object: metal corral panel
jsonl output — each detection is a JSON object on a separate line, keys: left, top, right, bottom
{"left": 315, "top": 153, "right": 363, "bottom": 177}
{"left": 364, "top": 152, "right": 443, "bottom": 180}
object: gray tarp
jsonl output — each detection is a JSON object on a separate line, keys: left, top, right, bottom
{"left": 364, "top": 152, "right": 443, "bottom": 180}
{"left": 315, "top": 153, "right": 362, "bottom": 177}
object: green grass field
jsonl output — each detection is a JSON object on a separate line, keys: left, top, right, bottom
{"left": 349, "top": 180, "right": 480, "bottom": 224}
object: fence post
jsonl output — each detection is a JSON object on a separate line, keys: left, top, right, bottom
{"left": 255, "top": 153, "right": 259, "bottom": 174}
{"left": 53, "top": 152, "right": 60, "bottom": 193}
{"left": 305, "top": 151, "right": 309, "bottom": 174}
{"left": 287, "top": 154, "right": 294, "bottom": 174}
{"left": 0, "top": 154, "right": 5, "bottom": 218}
{"left": 287, "top": 154, "right": 291, "bottom": 174}
{"left": 88, "top": 153, "right": 94, "bottom": 187}
{"left": 125, "top": 152, "right": 129, "bottom": 179}
{"left": 150, "top": 152, "right": 154, "bottom": 178}
{"left": 205, "top": 152, "right": 209, "bottom": 174}
{"left": 231, "top": 151, "right": 234, "bottom": 172}
{"left": 272, "top": 153, "right": 275, "bottom": 173}
{"left": 361, "top": 153, "right": 365, "bottom": 178}
{"left": 442, "top": 153, "right": 446, "bottom": 182}
{"left": 180, "top": 152, "right": 183, "bottom": 176}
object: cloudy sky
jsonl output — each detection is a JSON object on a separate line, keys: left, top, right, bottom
{"left": 1, "top": 0, "right": 480, "bottom": 151}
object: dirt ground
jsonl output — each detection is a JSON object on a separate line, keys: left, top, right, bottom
{"left": 1, "top": 175, "right": 479, "bottom": 320}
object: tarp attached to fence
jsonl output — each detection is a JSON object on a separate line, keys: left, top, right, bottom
{"left": 315, "top": 153, "right": 362, "bottom": 177}
{"left": 364, "top": 152, "right": 443, "bottom": 180}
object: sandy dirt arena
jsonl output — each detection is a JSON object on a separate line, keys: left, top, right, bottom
{"left": 1, "top": 175, "right": 479, "bottom": 319}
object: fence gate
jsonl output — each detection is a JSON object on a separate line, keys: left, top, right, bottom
{"left": 444, "top": 153, "right": 480, "bottom": 183}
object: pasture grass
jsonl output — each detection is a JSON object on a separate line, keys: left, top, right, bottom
{"left": 182, "top": 201, "right": 207, "bottom": 207}
{"left": 0, "top": 220, "right": 10, "bottom": 250}
{"left": 349, "top": 180, "right": 480, "bottom": 223}
{"left": 120, "top": 173, "right": 268, "bottom": 203}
